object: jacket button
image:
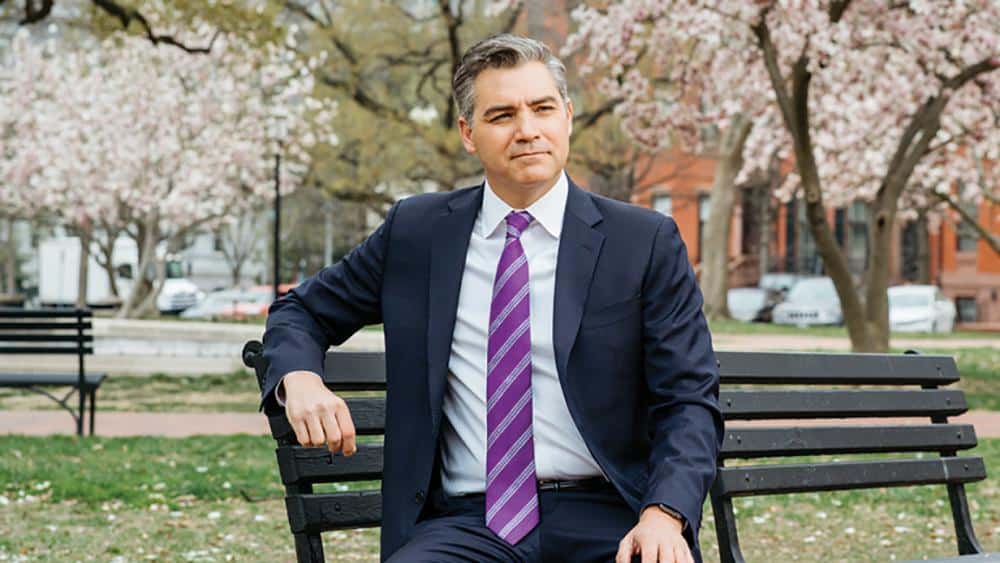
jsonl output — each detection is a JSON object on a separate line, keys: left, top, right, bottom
{"left": 414, "top": 490, "right": 425, "bottom": 504}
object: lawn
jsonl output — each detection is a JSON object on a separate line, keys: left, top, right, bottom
{"left": 1, "top": 435, "right": 998, "bottom": 561}
{"left": 707, "top": 318, "right": 998, "bottom": 340}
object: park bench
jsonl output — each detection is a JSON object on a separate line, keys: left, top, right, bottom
{"left": 0, "top": 308, "right": 106, "bottom": 436}
{"left": 241, "top": 342, "right": 992, "bottom": 562}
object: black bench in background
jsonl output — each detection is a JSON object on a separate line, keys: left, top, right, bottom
{"left": 242, "top": 342, "right": 992, "bottom": 562}
{"left": 710, "top": 351, "right": 991, "bottom": 563}
{"left": 0, "top": 308, "right": 106, "bottom": 436}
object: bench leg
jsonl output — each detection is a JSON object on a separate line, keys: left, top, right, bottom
{"left": 293, "top": 532, "right": 324, "bottom": 563}
{"left": 947, "top": 483, "right": 985, "bottom": 554}
{"left": 710, "top": 492, "right": 746, "bottom": 563}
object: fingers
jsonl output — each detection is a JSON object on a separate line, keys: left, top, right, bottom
{"left": 304, "top": 411, "right": 326, "bottom": 448}
{"left": 290, "top": 417, "right": 311, "bottom": 449}
{"left": 286, "top": 392, "right": 355, "bottom": 455}
{"left": 319, "top": 405, "right": 342, "bottom": 453}
{"left": 639, "top": 537, "right": 658, "bottom": 563}
{"left": 334, "top": 403, "right": 357, "bottom": 456}
{"left": 615, "top": 533, "right": 635, "bottom": 563}
{"left": 675, "top": 543, "right": 694, "bottom": 563}
{"left": 618, "top": 533, "right": 690, "bottom": 563}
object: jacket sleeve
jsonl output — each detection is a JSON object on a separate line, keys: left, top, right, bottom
{"left": 639, "top": 215, "right": 724, "bottom": 545}
{"left": 259, "top": 201, "right": 400, "bottom": 411}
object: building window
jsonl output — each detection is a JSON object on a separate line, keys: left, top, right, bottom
{"left": 698, "top": 194, "right": 710, "bottom": 261}
{"left": 956, "top": 296, "right": 978, "bottom": 323}
{"left": 955, "top": 183, "right": 979, "bottom": 252}
{"left": 652, "top": 194, "right": 672, "bottom": 216}
{"left": 956, "top": 200, "right": 979, "bottom": 252}
{"left": 846, "top": 201, "right": 869, "bottom": 274}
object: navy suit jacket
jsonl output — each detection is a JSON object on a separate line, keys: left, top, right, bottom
{"left": 262, "top": 179, "right": 723, "bottom": 560}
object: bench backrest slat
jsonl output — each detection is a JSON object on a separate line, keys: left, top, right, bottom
{"left": 0, "top": 334, "right": 94, "bottom": 343}
{"left": 721, "top": 424, "right": 977, "bottom": 458}
{"left": 0, "top": 308, "right": 93, "bottom": 319}
{"left": 0, "top": 321, "right": 93, "bottom": 330}
{"left": 720, "top": 389, "right": 967, "bottom": 419}
{"left": 716, "top": 350, "right": 959, "bottom": 385}
{"left": 0, "top": 346, "right": 94, "bottom": 355}
{"left": 286, "top": 492, "right": 382, "bottom": 533}
{"left": 320, "top": 352, "right": 387, "bottom": 390}
{"left": 714, "top": 456, "right": 986, "bottom": 497}
{"left": 277, "top": 444, "right": 383, "bottom": 485}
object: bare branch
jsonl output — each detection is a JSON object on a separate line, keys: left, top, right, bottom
{"left": 20, "top": 0, "right": 54, "bottom": 24}
{"left": 574, "top": 96, "right": 624, "bottom": 131}
{"left": 90, "top": 0, "right": 219, "bottom": 54}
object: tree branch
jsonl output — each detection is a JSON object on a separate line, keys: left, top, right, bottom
{"left": 935, "top": 190, "right": 1000, "bottom": 256}
{"left": 574, "top": 96, "right": 624, "bottom": 130}
{"left": 90, "top": 0, "right": 219, "bottom": 54}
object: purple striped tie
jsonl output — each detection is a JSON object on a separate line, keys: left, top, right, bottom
{"left": 485, "top": 210, "right": 539, "bottom": 545}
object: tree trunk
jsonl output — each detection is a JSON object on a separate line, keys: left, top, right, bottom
{"left": 702, "top": 114, "right": 752, "bottom": 320}
{"left": 752, "top": 24, "right": 871, "bottom": 350}
{"left": 93, "top": 232, "right": 120, "bottom": 299}
{"left": 915, "top": 212, "right": 930, "bottom": 284}
{"left": 76, "top": 222, "right": 92, "bottom": 309}
{"left": 118, "top": 215, "right": 159, "bottom": 319}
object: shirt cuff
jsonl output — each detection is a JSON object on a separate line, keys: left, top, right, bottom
{"left": 274, "top": 374, "right": 288, "bottom": 407}
{"left": 647, "top": 503, "right": 688, "bottom": 532}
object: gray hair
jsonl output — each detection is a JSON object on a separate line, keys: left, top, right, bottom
{"left": 452, "top": 34, "right": 569, "bottom": 125}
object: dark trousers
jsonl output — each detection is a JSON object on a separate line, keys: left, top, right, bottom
{"left": 386, "top": 481, "right": 641, "bottom": 563}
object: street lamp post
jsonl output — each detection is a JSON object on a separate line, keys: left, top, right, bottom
{"left": 270, "top": 110, "right": 288, "bottom": 302}
{"left": 273, "top": 151, "right": 281, "bottom": 302}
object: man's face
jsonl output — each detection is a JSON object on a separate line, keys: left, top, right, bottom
{"left": 458, "top": 61, "right": 573, "bottom": 195}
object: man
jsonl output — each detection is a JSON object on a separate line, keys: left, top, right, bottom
{"left": 262, "top": 34, "right": 723, "bottom": 563}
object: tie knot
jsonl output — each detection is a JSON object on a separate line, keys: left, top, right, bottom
{"left": 505, "top": 211, "right": 532, "bottom": 239}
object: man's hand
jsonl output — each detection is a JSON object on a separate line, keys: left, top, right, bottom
{"left": 615, "top": 506, "right": 692, "bottom": 563}
{"left": 282, "top": 371, "right": 357, "bottom": 456}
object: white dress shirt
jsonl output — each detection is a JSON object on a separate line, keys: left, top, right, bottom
{"left": 440, "top": 172, "right": 604, "bottom": 495}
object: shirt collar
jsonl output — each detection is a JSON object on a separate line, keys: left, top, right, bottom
{"left": 481, "top": 172, "right": 568, "bottom": 239}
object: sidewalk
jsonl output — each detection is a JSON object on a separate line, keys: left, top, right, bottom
{"left": 3, "top": 409, "right": 1000, "bottom": 438}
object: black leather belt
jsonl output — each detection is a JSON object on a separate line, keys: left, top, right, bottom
{"left": 453, "top": 477, "right": 611, "bottom": 498}
{"left": 537, "top": 476, "right": 611, "bottom": 492}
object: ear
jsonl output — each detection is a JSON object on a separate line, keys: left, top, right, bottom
{"left": 458, "top": 116, "right": 477, "bottom": 154}
{"left": 565, "top": 98, "right": 574, "bottom": 138}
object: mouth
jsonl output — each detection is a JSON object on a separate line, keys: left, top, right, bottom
{"left": 511, "top": 151, "right": 548, "bottom": 160}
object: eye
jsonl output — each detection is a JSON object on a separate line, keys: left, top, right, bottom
{"left": 489, "top": 112, "right": 512, "bottom": 122}
{"left": 536, "top": 105, "right": 555, "bottom": 112}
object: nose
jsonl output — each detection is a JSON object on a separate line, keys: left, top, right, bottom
{"left": 513, "top": 111, "right": 541, "bottom": 141}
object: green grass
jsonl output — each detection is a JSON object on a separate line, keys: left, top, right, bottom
{"left": 1, "top": 435, "right": 998, "bottom": 561}
{"left": 0, "top": 434, "right": 284, "bottom": 508}
{"left": 708, "top": 318, "right": 999, "bottom": 339}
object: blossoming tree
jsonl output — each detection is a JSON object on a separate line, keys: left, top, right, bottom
{"left": 568, "top": 0, "right": 999, "bottom": 351}
{"left": 1, "top": 29, "right": 336, "bottom": 316}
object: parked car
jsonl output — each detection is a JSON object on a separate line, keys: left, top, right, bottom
{"left": 758, "top": 273, "right": 803, "bottom": 294}
{"left": 727, "top": 287, "right": 782, "bottom": 323}
{"left": 888, "top": 284, "right": 956, "bottom": 333}
{"left": 772, "top": 277, "right": 843, "bottom": 326}
{"left": 179, "top": 289, "right": 249, "bottom": 320}
{"left": 218, "top": 286, "right": 274, "bottom": 320}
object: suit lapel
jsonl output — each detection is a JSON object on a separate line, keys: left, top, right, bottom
{"left": 553, "top": 181, "right": 604, "bottom": 383}
{"left": 427, "top": 186, "right": 483, "bottom": 437}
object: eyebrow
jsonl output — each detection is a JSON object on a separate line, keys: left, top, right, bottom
{"left": 482, "top": 96, "right": 560, "bottom": 118}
